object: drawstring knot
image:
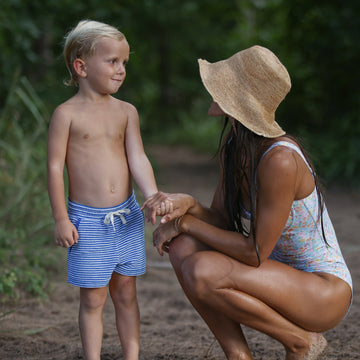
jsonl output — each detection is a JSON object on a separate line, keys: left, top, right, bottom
{"left": 104, "top": 209, "right": 131, "bottom": 231}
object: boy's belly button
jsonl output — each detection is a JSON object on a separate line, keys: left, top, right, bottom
{"left": 110, "top": 185, "right": 116, "bottom": 193}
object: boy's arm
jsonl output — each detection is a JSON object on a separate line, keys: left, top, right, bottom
{"left": 47, "top": 107, "right": 78, "bottom": 247}
{"left": 125, "top": 104, "right": 158, "bottom": 199}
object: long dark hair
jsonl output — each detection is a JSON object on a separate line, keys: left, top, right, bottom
{"left": 219, "top": 117, "right": 328, "bottom": 266}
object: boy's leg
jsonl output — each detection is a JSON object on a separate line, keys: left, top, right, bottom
{"left": 109, "top": 272, "right": 140, "bottom": 360}
{"left": 79, "top": 286, "right": 108, "bottom": 360}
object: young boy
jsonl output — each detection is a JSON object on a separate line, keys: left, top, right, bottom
{"left": 47, "top": 20, "right": 161, "bottom": 360}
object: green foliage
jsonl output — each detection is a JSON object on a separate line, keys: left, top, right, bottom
{"left": 237, "top": 1, "right": 360, "bottom": 184}
{"left": 0, "top": 0, "right": 358, "bottom": 184}
{"left": 0, "top": 0, "right": 359, "bottom": 299}
{"left": 0, "top": 73, "right": 60, "bottom": 301}
{"left": 0, "top": 309, "right": 16, "bottom": 324}
{"left": 0, "top": 267, "right": 48, "bottom": 300}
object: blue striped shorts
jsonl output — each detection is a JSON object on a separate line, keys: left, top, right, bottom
{"left": 67, "top": 191, "right": 146, "bottom": 288}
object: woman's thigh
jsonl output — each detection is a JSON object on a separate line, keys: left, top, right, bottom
{"left": 182, "top": 250, "right": 351, "bottom": 332}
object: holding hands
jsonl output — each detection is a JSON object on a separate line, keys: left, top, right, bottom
{"left": 141, "top": 191, "right": 174, "bottom": 225}
{"left": 141, "top": 192, "right": 195, "bottom": 255}
{"left": 141, "top": 191, "right": 195, "bottom": 224}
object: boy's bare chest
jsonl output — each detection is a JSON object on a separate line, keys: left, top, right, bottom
{"left": 69, "top": 112, "right": 127, "bottom": 144}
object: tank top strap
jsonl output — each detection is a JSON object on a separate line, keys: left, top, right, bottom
{"left": 260, "top": 141, "right": 313, "bottom": 174}
{"left": 242, "top": 141, "right": 313, "bottom": 221}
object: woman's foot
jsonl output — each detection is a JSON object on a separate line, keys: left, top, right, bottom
{"left": 286, "top": 333, "right": 327, "bottom": 360}
{"left": 304, "top": 333, "right": 327, "bottom": 360}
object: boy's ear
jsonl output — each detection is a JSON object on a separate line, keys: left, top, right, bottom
{"left": 73, "top": 58, "right": 87, "bottom": 78}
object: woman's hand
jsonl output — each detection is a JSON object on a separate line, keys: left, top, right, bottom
{"left": 141, "top": 192, "right": 195, "bottom": 225}
{"left": 153, "top": 220, "right": 180, "bottom": 256}
{"left": 141, "top": 191, "right": 174, "bottom": 224}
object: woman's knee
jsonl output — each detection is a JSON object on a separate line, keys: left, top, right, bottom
{"left": 181, "top": 252, "right": 217, "bottom": 300}
{"left": 168, "top": 234, "right": 210, "bottom": 271}
{"left": 169, "top": 234, "right": 194, "bottom": 270}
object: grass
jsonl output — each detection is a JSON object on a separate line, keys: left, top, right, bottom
{"left": 0, "top": 73, "right": 61, "bottom": 301}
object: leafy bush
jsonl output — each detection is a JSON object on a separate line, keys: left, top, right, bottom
{"left": 1, "top": 1, "right": 359, "bottom": 185}
{"left": 0, "top": 73, "right": 62, "bottom": 301}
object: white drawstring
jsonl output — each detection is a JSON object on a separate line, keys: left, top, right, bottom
{"left": 104, "top": 209, "right": 131, "bottom": 231}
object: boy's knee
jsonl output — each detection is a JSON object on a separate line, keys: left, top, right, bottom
{"left": 110, "top": 275, "right": 137, "bottom": 306}
{"left": 80, "top": 287, "right": 107, "bottom": 311}
{"left": 111, "top": 290, "right": 137, "bottom": 309}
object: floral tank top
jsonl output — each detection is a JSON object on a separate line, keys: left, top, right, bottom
{"left": 262, "top": 142, "right": 352, "bottom": 289}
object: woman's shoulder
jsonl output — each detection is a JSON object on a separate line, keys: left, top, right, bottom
{"left": 257, "top": 138, "right": 300, "bottom": 190}
{"left": 261, "top": 136, "right": 300, "bottom": 165}
{"left": 259, "top": 145, "right": 298, "bottom": 174}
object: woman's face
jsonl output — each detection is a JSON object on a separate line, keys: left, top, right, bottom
{"left": 208, "top": 101, "right": 226, "bottom": 117}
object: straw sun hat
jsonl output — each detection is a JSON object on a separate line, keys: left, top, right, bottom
{"left": 198, "top": 45, "right": 291, "bottom": 138}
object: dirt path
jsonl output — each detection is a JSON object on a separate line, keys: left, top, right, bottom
{"left": 0, "top": 145, "right": 359, "bottom": 359}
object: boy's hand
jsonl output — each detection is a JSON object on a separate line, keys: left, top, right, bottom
{"left": 54, "top": 219, "right": 79, "bottom": 248}
{"left": 141, "top": 191, "right": 173, "bottom": 225}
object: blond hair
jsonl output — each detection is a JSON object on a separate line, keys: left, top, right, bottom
{"left": 63, "top": 20, "right": 126, "bottom": 86}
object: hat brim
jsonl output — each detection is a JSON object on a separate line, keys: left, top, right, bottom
{"left": 198, "top": 56, "right": 286, "bottom": 138}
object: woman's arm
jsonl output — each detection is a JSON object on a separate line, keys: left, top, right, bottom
{"left": 142, "top": 155, "right": 228, "bottom": 227}
{"left": 142, "top": 182, "right": 227, "bottom": 228}
{"left": 154, "top": 149, "right": 299, "bottom": 266}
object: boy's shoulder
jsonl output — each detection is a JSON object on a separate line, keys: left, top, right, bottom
{"left": 52, "top": 96, "right": 79, "bottom": 117}
{"left": 50, "top": 99, "right": 75, "bottom": 126}
{"left": 111, "top": 98, "right": 139, "bottom": 122}
{"left": 113, "top": 97, "right": 137, "bottom": 113}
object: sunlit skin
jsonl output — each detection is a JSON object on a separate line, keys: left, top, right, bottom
{"left": 47, "top": 37, "right": 157, "bottom": 245}
{"left": 47, "top": 36, "right": 158, "bottom": 360}
{"left": 142, "top": 101, "right": 352, "bottom": 360}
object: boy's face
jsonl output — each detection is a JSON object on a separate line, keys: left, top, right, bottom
{"left": 83, "top": 37, "right": 130, "bottom": 95}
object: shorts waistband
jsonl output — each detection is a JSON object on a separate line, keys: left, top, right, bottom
{"left": 68, "top": 191, "right": 137, "bottom": 219}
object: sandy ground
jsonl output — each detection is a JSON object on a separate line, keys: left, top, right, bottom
{"left": 0, "top": 145, "right": 359, "bottom": 360}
